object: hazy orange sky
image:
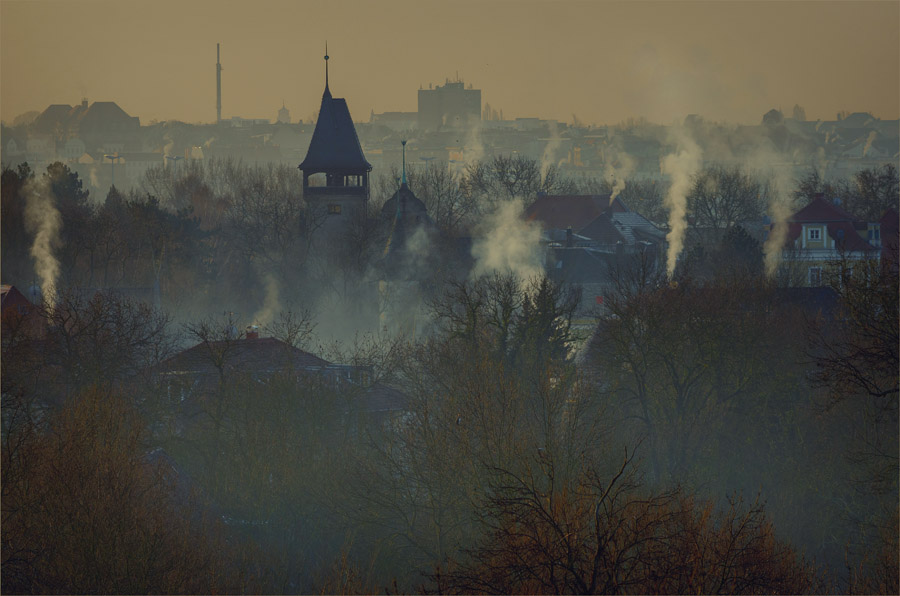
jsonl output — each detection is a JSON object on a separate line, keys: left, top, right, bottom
{"left": 2, "top": 0, "right": 898, "bottom": 126}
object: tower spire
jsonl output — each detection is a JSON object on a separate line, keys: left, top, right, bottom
{"left": 401, "top": 139, "right": 407, "bottom": 185}
{"left": 324, "top": 42, "right": 330, "bottom": 94}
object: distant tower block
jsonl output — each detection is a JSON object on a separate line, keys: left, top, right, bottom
{"left": 216, "top": 43, "right": 223, "bottom": 124}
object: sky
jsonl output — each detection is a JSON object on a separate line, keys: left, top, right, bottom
{"left": 2, "top": 0, "right": 898, "bottom": 127}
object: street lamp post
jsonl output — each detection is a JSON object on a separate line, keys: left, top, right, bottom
{"left": 103, "top": 154, "right": 123, "bottom": 188}
{"left": 165, "top": 155, "right": 184, "bottom": 178}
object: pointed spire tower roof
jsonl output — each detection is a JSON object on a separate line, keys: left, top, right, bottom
{"left": 299, "top": 46, "right": 371, "bottom": 172}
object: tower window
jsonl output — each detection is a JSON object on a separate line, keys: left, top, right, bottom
{"left": 328, "top": 204, "right": 342, "bottom": 215}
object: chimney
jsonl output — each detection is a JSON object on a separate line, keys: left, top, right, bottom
{"left": 245, "top": 325, "right": 259, "bottom": 340}
{"left": 565, "top": 226, "right": 573, "bottom": 248}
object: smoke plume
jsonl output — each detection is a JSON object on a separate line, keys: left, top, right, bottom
{"left": 604, "top": 150, "right": 637, "bottom": 202}
{"left": 470, "top": 198, "right": 544, "bottom": 283}
{"left": 251, "top": 273, "right": 281, "bottom": 327}
{"left": 23, "top": 176, "right": 62, "bottom": 306}
{"left": 660, "top": 128, "right": 702, "bottom": 278}
{"left": 862, "top": 131, "right": 877, "bottom": 157}
{"left": 540, "top": 121, "right": 562, "bottom": 181}
{"left": 463, "top": 123, "right": 486, "bottom": 168}
{"left": 764, "top": 192, "right": 792, "bottom": 277}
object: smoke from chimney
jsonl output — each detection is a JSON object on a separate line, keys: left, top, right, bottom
{"left": 660, "top": 127, "right": 702, "bottom": 278}
{"left": 540, "top": 121, "right": 562, "bottom": 181}
{"left": 604, "top": 150, "right": 637, "bottom": 202}
{"left": 470, "top": 198, "right": 544, "bottom": 284}
{"left": 23, "top": 176, "right": 62, "bottom": 307}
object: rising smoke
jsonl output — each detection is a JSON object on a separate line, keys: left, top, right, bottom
{"left": 604, "top": 149, "right": 637, "bottom": 202}
{"left": 463, "top": 123, "right": 486, "bottom": 168}
{"left": 660, "top": 127, "right": 702, "bottom": 278}
{"left": 251, "top": 273, "right": 282, "bottom": 327}
{"left": 540, "top": 121, "right": 562, "bottom": 181}
{"left": 470, "top": 198, "right": 544, "bottom": 283}
{"left": 744, "top": 149, "right": 796, "bottom": 278}
{"left": 23, "top": 175, "right": 63, "bottom": 306}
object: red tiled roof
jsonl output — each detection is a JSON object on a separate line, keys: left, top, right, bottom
{"left": 1, "top": 285, "right": 33, "bottom": 311}
{"left": 789, "top": 196, "right": 860, "bottom": 224}
{"left": 524, "top": 194, "right": 611, "bottom": 230}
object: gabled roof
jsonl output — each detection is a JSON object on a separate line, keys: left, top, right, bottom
{"left": 74, "top": 101, "right": 140, "bottom": 131}
{"left": 158, "top": 337, "right": 331, "bottom": 376}
{"left": 32, "top": 104, "right": 73, "bottom": 132}
{"left": 299, "top": 88, "right": 371, "bottom": 172}
{"left": 524, "top": 194, "right": 611, "bottom": 230}
{"left": 789, "top": 196, "right": 860, "bottom": 223}
{"left": 1, "top": 285, "right": 33, "bottom": 311}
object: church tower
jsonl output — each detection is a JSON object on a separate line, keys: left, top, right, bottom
{"left": 299, "top": 47, "right": 371, "bottom": 236}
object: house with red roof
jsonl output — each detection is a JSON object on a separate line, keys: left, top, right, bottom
{"left": 776, "top": 194, "right": 881, "bottom": 286}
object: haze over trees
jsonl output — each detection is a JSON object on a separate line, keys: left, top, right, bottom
{"left": 1, "top": 153, "right": 898, "bottom": 594}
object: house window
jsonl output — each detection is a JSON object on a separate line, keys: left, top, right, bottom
{"left": 808, "top": 228, "right": 821, "bottom": 241}
{"left": 328, "top": 204, "right": 342, "bottom": 215}
{"left": 808, "top": 266, "right": 822, "bottom": 286}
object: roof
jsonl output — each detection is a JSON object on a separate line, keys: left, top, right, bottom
{"left": 789, "top": 195, "right": 861, "bottom": 224}
{"left": 75, "top": 101, "right": 140, "bottom": 132}
{"left": 524, "top": 194, "right": 611, "bottom": 230}
{"left": 577, "top": 214, "right": 626, "bottom": 244}
{"left": 32, "top": 104, "right": 74, "bottom": 132}
{"left": 1, "top": 285, "right": 33, "bottom": 311}
{"left": 381, "top": 183, "right": 428, "bottom": 219}
{"left": 158, "top": 337, "right": 331, "bottom": 376}
{"left": 299, "top": 88, "right": 371, "bottom": 172}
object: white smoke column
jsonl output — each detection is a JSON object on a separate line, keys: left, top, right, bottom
{"left": 815, "top": 147, "right": 827, "bottom": 177}
{"left": 744, "top": 149, "right": 794, "bottom": 279}
{"left": 604, "top": 151, "right": 636, "bottom": 202}
{"left": 764, "top": 192, "right": 791, "bottom": 277}
{"left": 23, "top": 176, "right": 62, "bottom": 307}
{"left": 463, "top": 122, "right": 485, "bottom": 168}
{"left": 163, "top": 133, "right": 175, "bottom": 159}
{"left": 471, "top": 198, "right": 544, "bottom": 283}
{"left": 660, "top": 128, "right": 702, "bottom": 278}
{"left": 862, "top": 131, "right": 877, "bottom": 157}
{"left": 251, "top": 273, "right": 281, "bottom": 327}
{"left": 540, "top": 120, "right": 562, "bottom": 181}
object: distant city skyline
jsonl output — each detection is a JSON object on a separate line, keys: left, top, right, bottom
{"left": 2, "top": 0, "right": 898, "bottom": 127}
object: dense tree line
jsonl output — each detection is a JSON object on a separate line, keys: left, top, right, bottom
{"left": 2, "top": 156, "right": 897, "bottom": 593}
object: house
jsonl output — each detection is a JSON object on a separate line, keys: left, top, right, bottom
{"left": 525, "top": 195, "right": 665, "bottom": 314}
{"left": 775, "top": 194, "right": 880, "bottom": 286}
{"left": 524, "top": 193, "right": 611, "bottom": 231}
{"left": 154, "top": 334, "right": 408, "bottom": 429}
{"left": 1, "top": 285, "right": 45, "bottom": 344}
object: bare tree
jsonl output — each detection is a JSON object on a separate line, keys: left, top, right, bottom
{"left": 688, "top": 164, "right": 767, "bottom": 230}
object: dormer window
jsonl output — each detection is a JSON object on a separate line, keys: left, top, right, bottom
{"left": 808, "top": 228, "right": 821, "bottom": 241}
